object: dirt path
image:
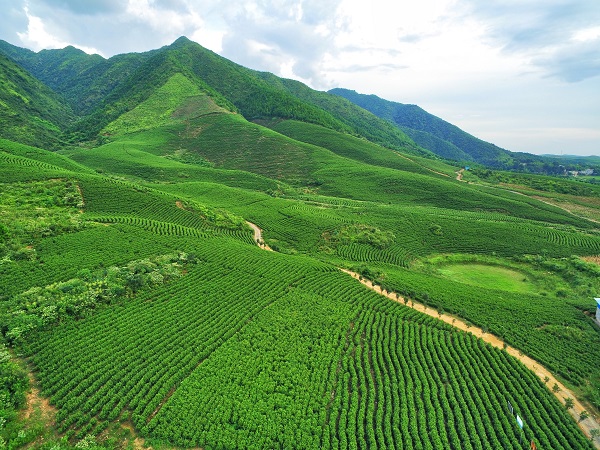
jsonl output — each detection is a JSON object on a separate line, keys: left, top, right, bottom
{"left": 339, "top": 268, "right": 600, "bottom": 447}
{"left": 246, "top": 221, "right": 272, "bottom": 251}
{"left": 120, "top": 422, "right": 150, "bottom": 450}
{"left": 456, "top": 168, "right": 465, "bottom": 181}
{"left": 22, "top": 372, "right": 56, "bottom": 424}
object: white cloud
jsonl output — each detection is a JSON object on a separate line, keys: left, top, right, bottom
{"left": 125, "top": 0, "right": 202, "bottom": 32}
{"left": 572, "top": 26, "right": 600, "bottom": 43}
{"left": 16, "top": 6, "right": 103, "bottom": 55}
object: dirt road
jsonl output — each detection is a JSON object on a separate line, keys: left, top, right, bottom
{"left": 339, "top": 268, "right": 600, "bottom": 447}
{"left": 246, "top": 221, "right": 272, "bottom": 251}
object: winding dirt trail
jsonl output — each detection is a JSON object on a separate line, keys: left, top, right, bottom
{"left": 248, "top": 220, "right": 599, "bottom": 445}
{"left": 246, "top": 221, "right": 272, "bottom": 251}
{"left": 339, "top": 268, "right": 600, "bottom": 446}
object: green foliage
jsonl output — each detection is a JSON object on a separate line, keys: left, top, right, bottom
{"left": 473, "top": 168, "right": 600, "bottom": 196}
{"left": 330, "top": 88, "right": 514, "bottom": 167}
{"left": 0, "top": 179, "right": 84, "bottom": 262}
{"left": 1, "top": 253, "right": 190, "bottom": 343}
{"left": 0, "top": 139, "right": 95, "bottom": 174}
{"left": 0, "top": 344, "right": 29, "bottom": 449}
{"left": 0, "top": 54, "right": 74, "bottom": 149}
{"left": 369, "top": 256, "right": 600, "bottom": 404}
{"left": 324, "top": 224, "right": 395, "bottom": 249}
{"left": 1, "top": 36, "right": 599, "bottom": 450}
{"left": 65, "top": 48, "right": 237, "bottom": 142}
{"left": 261, "top": 77, "right": 426, "bottom": 156}
{"left": 102, "top": 73, "right": 225, "bottom": 136}
{"left": 269, "top": 119, "right": 443, "bottom": 175}
{"left": 21, "top": 247, "right": 592, "bottom": 449}
{"left": 0, "top": 39, "right": 127, "bottom": 115}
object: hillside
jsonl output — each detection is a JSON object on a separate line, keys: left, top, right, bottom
{"left": 329, "top": 88, "right": 519, "bottom": 167}
{"left": 0, "top": 39, "right": 154, "bottom": 115}
{"left": 1, "top": 37, "right": 600, "bottom": 450}
{"left": 0, "top": 54, "right": 74, "bottom": 149}
{"left": 1, "top": 38, "right": 424, "bottom": 156}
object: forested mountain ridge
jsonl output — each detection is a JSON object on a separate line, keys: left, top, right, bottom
{"left": 0, "top": 39, "right": 156, "bottom": 116}
{"left": 0, "top": 53, "right": 74, "bottom": 149}
{"left": 329, "top": 87, "right": 520, "bottom": 166}
{"left": 0, "top": 37, "right": 425, "bottom": 156}
{"left": 329, "top": 87, "right": 599, "bottom": 174}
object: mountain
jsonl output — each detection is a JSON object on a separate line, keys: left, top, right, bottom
{"left": 256, "top": 74, "right": 427, "bottom": 156}
{"left": 0, "top": 39, "right": 154, "bottom": 115}
{"left": 1, "top": 37, "right": 426, "bottom": 157}
{"left": 0, "top": 53, "right": 74, "bottom": 149}
{"left": 329, "top": 88, "right": 518, "bottom": 167}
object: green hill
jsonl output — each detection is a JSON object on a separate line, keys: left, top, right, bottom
{"left": 256, "top": 74, "right": 428, "bottom": 156}
{"left": 1, "top": 146, "right": 597, "bottom": 450}
{"left": 0, "top": 39, "right": 154, "bottom": 115}
{"left": 0, "top": 54, "right": 74, "bottom": 149}
{"left": 2, "top": 38, "right": 424, "bottom": 157}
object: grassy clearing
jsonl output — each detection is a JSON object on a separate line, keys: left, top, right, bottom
{"left": 102, "top": 73, "right": 227, "bottom": 136}
{"left": 437, "top": 263, "right": 538, "bottom": 293}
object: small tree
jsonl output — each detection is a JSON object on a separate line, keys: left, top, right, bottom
{"left": 564, "top": 398, "right": 574, "bottom": 410}
{"left": 579, "top": 410, "right": 589, "bottom": 422}
{"left": 543, "top": 376, "right": 550, "bottom": 384}
{"left": 590, "top": 429, "right": 600, "bottom": 442}
{"left": 552, "top": 383, "right": 560, "bottom": 393}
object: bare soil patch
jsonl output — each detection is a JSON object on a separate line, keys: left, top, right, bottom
{"left": 582, "top": 255, "right": 600, "bottom": 266}
{"left": 22, "top": 372, "right": 56, "bottom": 424}
{"left": 120, "top": 422, "right": 151, "bottom": 450}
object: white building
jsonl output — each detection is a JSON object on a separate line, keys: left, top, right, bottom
{"left": 596, "top": 298, "right": 600, "bottom": 325}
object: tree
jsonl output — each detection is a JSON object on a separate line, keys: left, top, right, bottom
{"left": 579, "top": 410, "right": 589, "bottom": 423}
{"left": 564, "top": 398, "right": 574, "bottom": 410}
{"left": 543, "top": 376, "right": 549, "bottom": 384}
{"left": 552, "top": 383, "right": 560, "bottom": 393}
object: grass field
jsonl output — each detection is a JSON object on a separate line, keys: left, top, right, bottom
{"left": 437, "top": 263, "right": 538, "bottom": 293}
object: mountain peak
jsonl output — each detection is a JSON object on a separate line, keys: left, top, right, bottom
{"left": 171, "top": 36, "right": 194, "bottom": 47}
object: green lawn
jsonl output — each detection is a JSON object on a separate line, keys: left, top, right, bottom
{"left": 437, "top": 263, "right": 538, "bottom": 293}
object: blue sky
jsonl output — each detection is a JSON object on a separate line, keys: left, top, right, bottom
{"left": 0, "top": 0, "right": 599, "bottom": 156}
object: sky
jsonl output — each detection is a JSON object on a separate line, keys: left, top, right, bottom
{"left": 0, "top": 0, "right": 599, "bottom": 156}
